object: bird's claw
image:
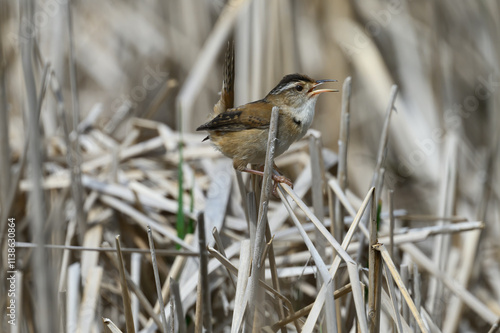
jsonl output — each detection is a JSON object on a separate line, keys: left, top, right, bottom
{"left": 272, "top": 175, "right": 293, "bottom": 197}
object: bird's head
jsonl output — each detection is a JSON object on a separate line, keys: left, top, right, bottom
{"left": 266, "top": 73, "right": 338, "bottom": 109}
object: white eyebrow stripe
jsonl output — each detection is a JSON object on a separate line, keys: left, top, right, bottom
{"left": 271, "top": 81, "right": 300, "bottom": 95}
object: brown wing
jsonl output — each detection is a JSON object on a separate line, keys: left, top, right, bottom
{"left": 197, "top": 101, "right": 272, "bottom": 132}
{"left": 213, "top": 42, "right": 234, "bottom": 115}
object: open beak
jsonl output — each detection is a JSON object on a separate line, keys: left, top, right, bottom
{"left": 309, "top": 79, "right": 339, "bottom": 96}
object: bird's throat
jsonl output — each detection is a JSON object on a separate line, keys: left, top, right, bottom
{"left": 292, "top": 98, "right": 317, "bottom": 135}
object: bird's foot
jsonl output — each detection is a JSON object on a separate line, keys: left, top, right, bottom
{"left": 240, "top": 167, "right": 292, "bottom": 197}
{"left": 271, "top": 174, "right": 293, "bottom": 197}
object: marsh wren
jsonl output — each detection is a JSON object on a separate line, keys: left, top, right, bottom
{"left": 197, "top": 69, "right": 337, "bottom": 185}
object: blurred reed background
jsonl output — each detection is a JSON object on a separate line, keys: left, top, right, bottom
{"left": 1, "top": 0, "right": 500, "bottom": 332}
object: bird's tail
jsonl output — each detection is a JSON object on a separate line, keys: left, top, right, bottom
{"left": 213, "top": 41, "right": 234, "bottom": 115}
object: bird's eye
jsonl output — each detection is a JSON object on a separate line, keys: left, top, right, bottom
{"left": 295, "top": 85, "right": 303, "bottom": 92}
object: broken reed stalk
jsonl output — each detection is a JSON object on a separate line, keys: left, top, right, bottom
{"left": 308, "top": 132, "right": 331, "bottom": 331}
{"left": 309, "top": 133, "right": 326, "bottom": 262}
{"left": 247, "top": 106, "right": 279, "bottom": 329}
{"left": 198, "top": 214, "right": 213, "bottom": 333}
{"left": 247, "top": 192, "right": 257, "bottom": 245}
{"left": 400, "top": 265, "right": 410, "bottom": 323}
{"left": 235, "top": 172, "right": 251, "bottom": 229}
{"left": 335, "top": 76, "right": 352, "bottom": 241}
{"left": 169, "top": 298, "right": 175, "bottom": 333}
{"left": 103, "top": 317, "right": 123, "bottom": 333}
{"left": 212, "top": 227, "right": 237, "bottom": 289}
{"left": 130, "top": 253, "right": 141, "bottom": 331}
{"left": 371, "top": 86, "right": 398, "bottom": 190}
{"left": 115, "top": 236, "right": 136, "bottom": 333}
{"left": 195, "top": 267, "right": 203, "bottom": 333}
{"left": 147, "top": 227, "right": 168, "bottom": 333}
{"left": 389, "top": 190, "right": 395, "bottom": 259}
{"left": 308, "top": 129, "right": 328, "bottom": 329}
{"left": 170, "top": 277, "right": 187, "bottom": 333}
{"left": 413, "top": 263, "right": 422, "bottom": 333}
{"left": 230, "top": 240, "right": 251, "bottom": 332}
{"left": 368, "top": 191, "right": 382, "bottom": 333}
{"left": 264, "top": 221, "right": 288, "bottom": 331}
{"left": 373, "top": 243, "right": 429, "bottom": 333}
{"left": 383, "top": 265, "right": 404, "bottom": 332}
{"left": 356, "top": 85, "right": 398, "bottom": 266}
